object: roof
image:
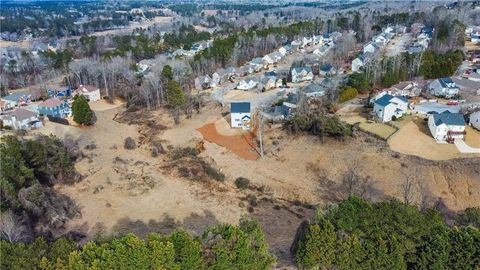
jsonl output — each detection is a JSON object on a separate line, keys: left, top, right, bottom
{"left": 231, "top": 102, "right": 251, "bottom": 113}
{"left": 292, "top": 67, "right": 312, "bottom": 74}
{"left": 39, "top": 98, "right": 63, "bottom": 108}
{"left": 4, "top": 108, "right": 37, "bottom": 121}
{"left": 302, "top": 83, "right": 325, "bottom": 95}
{"left": 374, "top": 94, "right": 408, "bottom": 107}
{"left": 432, "top": 112, "right": 465, "bottom": 126}
{"left": 76, "top": 85, "right": 98, "bottom": 93}
{"left": 1, "top": 92, "right": 30, "bottom": 102}
{"left": 320, "top": 64, "right": 334, "bottom": 71}
{"left": 438, "top": 77, "right": 457, "bottom": 88}
{"left": 250, "top": 58, "right": 265, "bottom": 65}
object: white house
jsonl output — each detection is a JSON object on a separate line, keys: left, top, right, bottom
{"left": 249, "top": 58, "right": 265, "bottom": 72}
{"left": 373, "top": 94, "right": 408, "bottom": 122}
{"left": 230, "top": 102, "right": 251, "bottom": 129}
{"left": 313, "top": 44, "right": 330, "bottom": 57}
{"left": 291, "top": 67, "right": 314, "bottom": 83}
{"left": 428, "top": 77, "right": 460, "bottom": 98}
{"left": 351, "top": 52, "right": 373, "bottom": 73}
{"left": 212, "top": 68, "right": 235, "bottom": 87}
{"left": 319, "top": 64, "right": 336, "bottom": 77}
{"left": 363, "top": 42, "right": 379, "bottom": 54}
{"left": 236, "top": 78, "right": 258, "bottom": 90}
{"left": 1, "top": 108, "right": 42, "bottom": 130}
{"left": 75, "top": 85, "right": 101, "bottom": 102}
{"left": 263, "top": 52, "right": 282, "bottom": 67}
{"left": 428, "top": 112, "right": 466, "bottom": 143}
{"left": 194, "top": 75, "right": 212, "bottom": 91}
{"left": 469, "top": 111, "right": 480, "bottom": 130}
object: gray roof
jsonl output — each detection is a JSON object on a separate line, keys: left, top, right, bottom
{"left": 3, "top": 108, "right": 37, "bottom": 121}
{"left": 292, "top": 67, "right": 312, "bottom": 74}
{"left": 432, "top": 112, "right": 465, "bottom": 126}
{"left": 231, "top": 102, "right": 251, "bottom": 113}
{"left": 1, "top": 92, "right": 30, "bottom": 102}
{"left": 302, "top": 83, "right": 325, "bottom": 95}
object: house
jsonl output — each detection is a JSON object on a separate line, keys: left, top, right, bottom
{"left": 319, "top": 64, "right": 336, "bottom": 77}
{"left": 322, "top": 33, "right": 333, "bottom": 43}
{"left": 313, "top": 44, "right": 330, "bottom": 57}
{"left": 428, "top": 112, "right": 466, "bottom": 143}
{"left": 0, "top": 92, "right": 32, "bottom": 110}
{"left": 211, "top": 69, "right": 228, "bottom": 87}
{"left": 75, "top": 85, "right": 101, "bottom": 102}
{"left": 264, "top": 52, "right": 282, "bottom": 66}
{"left": 279, "top": 92, "right": 299, "bottom": 118}
{"left": 373, "top": 34, "right": 388, "bottom": 46}
{"left": 302, "top": 36, "right": 313, "bottom": 47}
{"left": 291, "top": 39, "right": 302, "bottom": 48}
{"left": 389, "top": 81, "right": 421, "bottom": 97}
{"left": 291, "top": 67, "right": 314, "bottom": 83}
{"left": 236, "top": 78, "right": 258, "bottom": 90}
{"left": 428, "top": 77, "right": 460, "bottom": 98}
{"left": 250, "top": 58, "right": 266, "bottom": 71}
{"left": 469, "top": 111, "right": 480, "bottom": 130}
{"left": 38, "top": 98, "right": 71, "bottom": 118}
{"left": 230, "top": 102, "right": 251, "bottom": 129}
{"left": 278, "top": 45, "right": 291, "bottom": 56}
{"left": 1, "top": 108, "right": 42, "bottom": 130}
{"left": 194, "top": 75, "right": 212, "bottom": 91}
{"left": 407, "top": 44, "right": 424, "bottom": 54}
{"left": 471, "top": 31, "right": 480, "bottom": 44}
{"left": 351, "top": 52, "right": 373, "bottom": 73}
{"left": 373, "top": 94, "right": 408, "bottom": 122}
{"left": 47, "top": 86, "right": 71, "bottom": 97}
{"left": 258, "top": 76, "right": 278, "bottom": 91}
{"left": 363, "top": 42, "right": 379, "bottom": 53}
{"left": 301, "top": 83, "right": 327, "bottom": 98}
{"left": 312, "top": 35, "right": 322, "bottom": 45}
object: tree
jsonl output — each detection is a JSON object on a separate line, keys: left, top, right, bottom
{"left": 338, "top": 86, "right": 358, "bottom": 103}
{"left": 166, "top": 80, "right": 186, "bottom": 125}
{"left": 168, "top": 230, "right": 204, "bottom": 270}
{"left": 71, "top": 95, "right": 94, "bottom": 125}
{"left": 162, "top": 65, "right": 173, "bottom": 80}
{"left": 295, "top": 216, "right": 336, "bottom": 269}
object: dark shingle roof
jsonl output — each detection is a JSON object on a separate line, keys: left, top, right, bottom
{"left": 374, "top": 94, "right": 408, "bottom": 107}
{"left": 432, "top": 112, "right": 465, "bottom": 126}
{"left": 231, "top": 102, "right": 251, "bottom": 113}
{"left": 1, "top": 92, "right": 30, "bottom": 101}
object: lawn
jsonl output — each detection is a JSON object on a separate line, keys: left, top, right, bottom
{"left": 341, "top": 115, "right": 398, "bottom": 140}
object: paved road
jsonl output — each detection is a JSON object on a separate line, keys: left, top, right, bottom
{"left": 454, "top": 138, "right": 480, "bottom": 153}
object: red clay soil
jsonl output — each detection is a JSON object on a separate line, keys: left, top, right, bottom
{"left": 197, "top": 123, "right": 259, "bottom": 160}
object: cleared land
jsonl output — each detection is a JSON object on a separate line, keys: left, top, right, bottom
{"left": 30, "top": 101, "right": 480, "bottom": 268}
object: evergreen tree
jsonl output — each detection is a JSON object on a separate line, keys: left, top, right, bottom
{"left": 72, "top": 95, "right": 94, "bottom": 125}
{"left": 166, "top": 80, "right": 186, "bottom": 125}
{"left": 295, "top": 217, "right": 336, "bottom": 269}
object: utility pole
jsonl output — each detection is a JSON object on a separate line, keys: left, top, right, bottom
{"left": 258, "top": 109, "right": 264, "bottom": 158}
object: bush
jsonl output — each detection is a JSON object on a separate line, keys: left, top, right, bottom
{"left": 235, "top": 177, "right": 250, "bottom": 189}
{"left": 203, "top": 162, "right": 225, "bottom": 182}
{"left": 338, "top": 86, "right": 358, "bottom": 103}
{"left": 248, "top": 194, "right": 258, "bottom": 206}
{"left": 124, "top": 137, "right": 136, "bottom": 149}
{"left": 170, "top": 147, "right": 198, "bottom": 160}
{"left": 72, "top": 95, "right": 94, "bottom": 125}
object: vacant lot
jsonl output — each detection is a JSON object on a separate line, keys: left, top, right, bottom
{"left": 342, "top": 115, "right": 397, "bottom": 139}
{"left": 388, "top": 119, "right": 480, "bottom": 160}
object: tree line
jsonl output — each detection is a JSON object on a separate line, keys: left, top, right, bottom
{"left": 1, "top": 218, "right": 275, "bottom": 270}
{"left": 294, "top": 197, "right": 480, "bottom": 270}
{"left": 348, "top": 50, "right": 463, "bottom": 94}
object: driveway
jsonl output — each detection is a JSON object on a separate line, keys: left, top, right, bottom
{"left": 454, "top": 139, "right": 480, "bottom": 153}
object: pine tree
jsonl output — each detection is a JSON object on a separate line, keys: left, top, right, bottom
{"left": 72, "top": 95, "right": 94, "bottom": 125}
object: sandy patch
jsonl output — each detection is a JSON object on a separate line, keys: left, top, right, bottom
{"left": 197, "top": 122, "right": 259, "bottom": 160}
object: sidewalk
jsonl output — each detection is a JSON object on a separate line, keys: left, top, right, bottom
{"left": 454, "top": 139, "right": 480, "bottom": 154}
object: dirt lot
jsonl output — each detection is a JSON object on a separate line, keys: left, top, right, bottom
{"left": 342, "top": 115, "right": 397, "bottom": 139}
{"left": 389, "top": 119, "right": 480, "bottom": 160}
{"left": 29, "top": 102, "right": 480, "bottom": 268}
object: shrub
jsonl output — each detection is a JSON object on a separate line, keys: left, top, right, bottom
{"left": 124, "top": 137, "right": 136, "bottom": 149}
{"left": 72, "top": 95, "right": 94, "bottom": 125}
{"left": 170, "top": 147, "right": 198, "bottom": 160}
{"left": 203, "top": 162, "right": 225, "bottom": 182}
{"left": 248, "top": 194, "right": 258, "bottom": 206}
{"left": 235, "top": 177, "right": 250, "bottom": 189}
{"left": 338, "top": 86, "right": 358, "bottom": 103}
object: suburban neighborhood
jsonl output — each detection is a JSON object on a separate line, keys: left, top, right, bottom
{"left": 1, "top": 1, "right": 480, "bottom": 269}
